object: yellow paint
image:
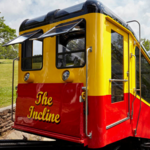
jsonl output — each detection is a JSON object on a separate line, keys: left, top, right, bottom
{"left": 27, "top": 106, "right": 34, "bottom": 118}
{"left": 35, "top": 91, "right": 53, "bottom": 106}
{"left": 55, "top": 114, "right": 61, "bottom": 124}
{"left": 24, "top": 72, "right": 34, "bottom": 83}
{"left": 17, "top": 13, "right": 150, "bottom": 106}
{"left": 47, "top": 97, "right": 53, "bottom": 106}
{"left": 27, "top": 91, "right": 60, "bottom": 123}
{"left": 35, "top": 92, "right": 43, "bottom": 105}
{"left": 63, "top": 71, "right": 74, "bottom": 83}
{"left": 37, "top": 112, "right": 42, "bottom": 120}
{"left": 27, "top": 106, "right": 60, "bottom": 123}
{"left": 41, "top": 92, "right": 48, "bottom": 106}
{"left": 139, "top": 95, "right": 150, "bottom": 106}
{"left": 82, "top": 92, "right": 85, "bottom": 100}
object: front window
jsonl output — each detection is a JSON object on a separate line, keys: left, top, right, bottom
{"left": 56, "top": 20, "right": 85, "bottom": 68}
{"left": 22, "top": 31, "right": 43, "bottom": 70}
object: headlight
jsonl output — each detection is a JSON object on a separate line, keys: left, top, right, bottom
{"left": 24, "top": 72, "right": 34, "bottom": 83}
{"left": 62, "top": 71, "right": 70, "bottom": 81}
{"left": 24, "top": 73, "right": 30, "bottom": 81}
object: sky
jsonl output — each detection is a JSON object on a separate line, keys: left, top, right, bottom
{"left": 0, "top": 0, "right": 150, "bottom": 41}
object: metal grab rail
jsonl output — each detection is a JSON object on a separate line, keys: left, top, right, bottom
{"left": 131, "top": 93, "right": 137, "bottom": 119}
{"left": 82, "top": 47, "right": 92, "bottom": 139}
{"left": 109, "top": 79, "right": 128, "bottom": 82}
{"left": 127, "top": 20, "right": 141, "bottom": 135}
{"left": 12, "top": 57, "right": 19, "bottom": 122}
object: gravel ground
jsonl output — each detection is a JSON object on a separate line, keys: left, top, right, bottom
{"left": 0, "top": 129, "right": 55, "bottom": 141}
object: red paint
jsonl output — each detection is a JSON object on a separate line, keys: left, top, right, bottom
{"left": 14, "top": 83, "right": 150, "bottom": 149}
{"left": 87, "top": 94, "right": 131, "bottom": 148}
{"left": 15, "top": 83, "right": 84, "bottom": 138}
{"left": 87, "top": 94, "right": 150, "bottom": 148}
{"left": 130, "top": 94, "right": 150, "bottom": 139}
{"left": 105, "top": 94, "right": 128, "bottom": 125}
{"left": 13, "top": 124, "right": 88, "bottom": 146}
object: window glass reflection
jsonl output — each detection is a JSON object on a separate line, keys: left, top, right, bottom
{"left": 135, "top": 47, "right": 150, "bottom": 103}
{"left": 111, "top": 30, "right": 124, "bottom": 103}
{"left": 57, "top": 52, "right": 85, "bottom": 68}
{"left": 22, "top": 31, "right": 43, "bottom": 70}
{"left": 56, "top": 20, "right": 85, "bottom": 68}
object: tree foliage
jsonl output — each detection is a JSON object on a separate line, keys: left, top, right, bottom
{"left": 141, "top": 38, "right": 150, "bottom": 51}
{"left": 0, "top": 12, "right": 18, "bottom": 59}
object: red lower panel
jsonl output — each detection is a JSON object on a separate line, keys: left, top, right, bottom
{"left": 130, "top": 94, "right": 150, "bottom": 139}
{"left": 15, "top": 83, "right": 84, "bottom": 138}
{"left": 88, "top": 96, "right": 106, "bottom": 148}
{"left": 105, "top": 93, "right": 132, "bottom": 145}
{"left": 87, "top": 94, "right": 150, "bottom": 148}
{"left": 87, "top": 94, "right": 130, "bottom": 148}
{"left": 105, "top": 94, "right": 128, "bottom": 125}
{"left": 15, "top": 88, "right": 150, "bottom": 149}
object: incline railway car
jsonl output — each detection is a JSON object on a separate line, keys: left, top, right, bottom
{"left": 3, "top": 0, "right": 150, "bottom": 149}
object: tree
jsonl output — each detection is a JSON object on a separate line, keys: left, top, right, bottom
{"left": 0, "top": 12, "right": 18, "bottom": 59}
{"left": 141, "top": 38, "right": 150, "bottom": 51}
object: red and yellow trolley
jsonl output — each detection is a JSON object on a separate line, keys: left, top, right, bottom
{"left": 3, "top": 0, "right": 150, "bottom": 149}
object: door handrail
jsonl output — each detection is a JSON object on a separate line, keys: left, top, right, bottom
{"left": 82, "top": 47, "right": 92, "bottom": 139}
{"left": 109, "top": 79, "right": 128, "bottom": 82}
{"left": 106, "top": 117, "right": 130, "bottom": 130}
{"left": 12, "top": 57, "right": 19, "bottom": 122}
{"left": 127, "top": 20, "right": 141, "bottom": 135}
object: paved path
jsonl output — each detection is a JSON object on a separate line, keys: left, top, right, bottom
{"left": 0, "top": 104, "right": 16, "bottom": 113}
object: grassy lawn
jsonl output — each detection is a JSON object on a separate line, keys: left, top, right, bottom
{"left": 0, "top": 59, "right": 18, "bottom": 108}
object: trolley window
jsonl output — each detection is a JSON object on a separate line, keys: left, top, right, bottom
{"left": 135, "top": 47, "right": 150, "bottom": 103}
{"left": 22, "top": 30, "right": 43, "bottom": 70}
{"left": 56, "top": 20, "right": 86, "bottom": 68}
{"left": 111, "top": 30, "right": 124, "bottom": 103}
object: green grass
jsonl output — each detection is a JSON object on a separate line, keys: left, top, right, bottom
{"left": 0, "top": 59, "right": 18, "bottom": 108}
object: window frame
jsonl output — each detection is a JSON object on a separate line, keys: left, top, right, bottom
{"left": 56, "top": 19, "right": 86, "bottom": 69}
{"left": 111, "top": 29, "right": 124, "bottom": 103}
{"left": 21, "top": 30, "right": 44, "bottom": 71}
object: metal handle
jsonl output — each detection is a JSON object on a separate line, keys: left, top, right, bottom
{"left": 127, "top": 20, "right": 141, "bottom": 135}
{"left": 109, "top": 79, "right": 128, "bottom": 82}
{"left": 12, "top": 57, "right": 19, "bottom": 122}
{"left": 131, "top": 93, "right": 137, "bottom": 119}
{"left": 82, "top": 47, "right": 92, "bottom": 139}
